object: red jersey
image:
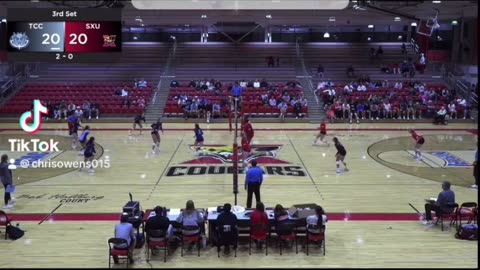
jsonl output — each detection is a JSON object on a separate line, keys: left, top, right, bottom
{"left": 320, "top": 122, "right": 326, "bottom": 134}
{"left": 411, "top": 131, "right": 423, "bottom": 142}
{"left": 244, "top": 122, "right": 254, "bottom": 139}
{"left": 242, "top": 137, "right": 251, "bottom": 153}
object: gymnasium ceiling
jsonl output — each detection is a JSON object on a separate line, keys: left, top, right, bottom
{"left": 0, "top": 0, "right": 477, "bottom": 28}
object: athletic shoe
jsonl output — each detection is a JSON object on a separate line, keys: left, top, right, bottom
{"left": 96, "top": 116, "right": 99, "bottom": 119}
{"left": 10, "top": 198, "right": 16, "bottom": 204}
{"left": 376, "top": 117, "right": 379, "bottom": 120}
{"left": 344, "top": 168, "right": 349, "bottom": 172}
{"left": 421, "top": 220, "right": 433, "bottom": 226}
{"left": 416, "top": 157, "right": 423, "bottom": 161}
{"left": 88, "top": 169, "right": 95, "bottom": 173}
{"left": 3, "top": 204, "right": 14, "bottom": 209}
{"left": 349, "top": 120, "right": 352, "bottom": 124}
{"left": 471, "top": 184, "right": 478, "bottom": 189}
{"left": 356, "top": 120, "right": 359, "bottom": 124}
{"left": 336, "top": 169, "right": 341, "bottom": 174}
{"left": 463, "top": 117, "right": 466, "bottom": 119}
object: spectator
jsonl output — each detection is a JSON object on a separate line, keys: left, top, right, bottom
{"left": 447, "top": 101, "right": 457, "bottom": 119}
{"left": 317, "top": 64, "right": 325, "bottom": 78}
{"left": 176, "top": 200, "right": 204, "bottom": 237}
{"left": 433, "top": 106, "right": 447, "bottom": 125}
{"left": 74, "top": 106, "right": 83, "bottom": 120}
{"left": 401, "top": 43, "right": 407, "bottom": 55}
{"left": 418, "top": 53, "right": 426, "bottom": 74}
{"left": 82, "top": 101, "right": 91, "bottom": 120}
{"left": 214, "top": 81, "right": 222, "bottom": 90}
{"left": 357, "top": 83, "right": 367, "bottom": 92}
{"left": 370, "top": 102, "right": 379, "bottom": 120}
{"left": 239, "top": 80, "right": 247, "bottom": 88}
{"left": 249, "top": 202, "right": 270, "bottom": 249}
{"left": 53, "top": 102, "right": 61, "bottom": 119}
{"left": 414, "top": 102, "right": 423, "bottom": 120}
{"left": 260, "top": 78, "right": 268, "bottom": 88}
{"left": 376, "top": 46, "right": 384, "bottom": 57}
{"left": 380, "top": 65, "right": 391, "bottom": 74}
{"left": 189, "top": 80, "right": 197, "bottom": 88}
{"left": 216, "top": 203, "right": 238, "bottom": 254}
{"left": 253, "top": 79, "right": 261, "bottom": 89}
{"left": 392, "top": 63, "right": 400, "bottom": 74}
{"left": 113, "top": 213, "right": 136, "bottom": 264}
{"left": 145, "top": 206, "right": 172, "bottom": 245}
{"left": 137, "top": 97, "right": 146, "bottom": 109}
{"left": 278, "top": 102, "right": 288, "bottom": 119}
{"left": 300, "top": 97, "right": 308, "bottom": 108}
{"left": 67, "top": 101, "right": 76, "bottom": 115}
{"left": 401, "top": 60, "right": 409, "bottom": 77}
{"left": 137, "top": 78, "right": 148, "bottom": 88}
{"left": 121, "top": 88, "right": 129, "bottom": 97}
{"left": 212, "top": 103, "right": 221, "bottom": 118}
{"left": 90, "top": 103, "right": 100, "bottom": 119}
{"left": 347, "top": 65, "right": 355, "bottom": 78}
{"left": 170, "top": 80, "right": 179, "bottom": 88}
{"left": 293, "top": 101, "right": 302, "bottom": 119}
{"left": 342, "top": 103, "right": 350, "bottom": 120}
{"left": 394, "top": 81, "right": 403, "bottom": 89}
{"left": 383, "top": 101, "right": 392, "bottom": 119}
{"left": 266, "top": 56, "right": 274, "bottom": 67}
{"left": 423, "top": 181, "right": 455, "bottom": 225}
{"left": 268, "top": 97, "right": 277, "bottom": 107}
{"left": 122, "top": 98, "right": 131, "bottom": 108}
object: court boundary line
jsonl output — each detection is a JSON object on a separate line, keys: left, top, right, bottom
{"left": 0, "top": 128, "right": 477, "bottom": 132}
{"left": 286, "top": 134, "right": 324, "bottom": 201}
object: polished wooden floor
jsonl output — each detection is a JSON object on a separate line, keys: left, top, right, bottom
{"left": 0, "top": 122, "right": 477, "bottom": 268}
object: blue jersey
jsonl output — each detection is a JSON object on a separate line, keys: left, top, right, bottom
{"left": 79, "top": 130, "right": 90, "bottom": 143}
{"left": 195, "top": 128, "right": 204, "bottom": 142}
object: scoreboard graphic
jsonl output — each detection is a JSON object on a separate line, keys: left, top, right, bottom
{"left": 6, "top": 9, "right": 122, "bottom": 63}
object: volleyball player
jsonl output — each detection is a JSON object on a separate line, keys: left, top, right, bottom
{"left": 80, "top": 137, "right": 96, "bottom": 173}
{"left": 150, "top": 118, "right": 164, "bottom": 154}
{"left": 243, "top": 117, "right": 254, "bottom": 144}
{"left": 241, "top": 132, "right": 252, "bottom": 169}
{"left": 193, "top": 123, "right": 204, "bottom": 151}
{"left": 408, "top": 129, "right": 425, "bottom": 160}
{"left": 78, "top": 125, "right": 91, "bottom": 155}
{"left": 132, "top": 112, "right": 146, "bottom": 135}
{"left": 332, "top": 137, "right": 349, "bottom": 173}
{"left": 314, "top": 118, "right": 329, "bottom": 145}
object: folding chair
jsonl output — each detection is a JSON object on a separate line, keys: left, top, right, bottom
{"left": 436, "top": 203, "right": 459, "bottom": 231}
{"left": 180, "top": 225, "right": 201, "bottom": 257}
{"left": 305, "top": 225, "right": 325, "bottom": 256}
{"left": 249, "top": 223, "right": 269, "bottom": 256}
{"left": 0, "top": 210, "right": 11, "bottom": 240}
{"left": 145, "top": 229, "right": 168, "bottom": 263}
{"left": 276, "top": 222, "right": 298, "bottom": 255}
{"left": 217, "top": 224, "right": 238, "bottom": 257}
{"left": 107, "top": 238, "right": 131, "bottom": 268}
{"left": 456, "top": 202, "right": 477, "bottom": 228}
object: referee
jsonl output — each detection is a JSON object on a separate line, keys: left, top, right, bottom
{"left": 245, "top": 160, "right": 264, "bottom": 208}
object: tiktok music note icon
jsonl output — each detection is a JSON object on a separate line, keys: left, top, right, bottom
{"left": 19, "top": 100, "right": 48, "bottom": 134}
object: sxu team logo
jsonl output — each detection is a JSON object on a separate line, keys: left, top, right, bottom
{"left": 19, "top": 99, "right": 48, "bottom": 134}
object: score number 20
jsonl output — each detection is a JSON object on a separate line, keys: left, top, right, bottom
{"left": 42, "top": 33, "right": 88, "bottom": 45}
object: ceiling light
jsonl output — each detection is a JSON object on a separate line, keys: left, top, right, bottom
{"left": 133, "top": 36, "right": 138, "bottom": 40}
{"left": 266, "top": 14, "right": 272, "bottom": 19}
{"left": 411, "top": 22, "right": 418, "bottom": 27}
{"left": 368, "top": 24, "right": 374, "bottom": 28}
{"left": 135, "top": 17, "right": 142, "bottom": 22}
{"left": 0, "top": 19, "right": 6, "bottom": 23}
{"left": 329, "top": 17, "right": 336, "bottom": 22}
{"left": 367, "top": 37, "right": 371, "bottom": 41}
{"left": 432, "top": 1, "right": 441, "bottom": 3}
{"left": 397, "top": 35, "right": 403, "bottom": 40}
{"left": 394, "top": 17, "right": 401, "bottom": 22}
{"left": 451, "top": 20, "right": 458, "bottom": 25}
{"left": 141, "top": 24, "right": 144, "bottom": 27}
{"left": 201, "top": 14, "right": 207, "bottom": 18}
{"left": 323, "top": 32, "right": 330, "bottom": 38}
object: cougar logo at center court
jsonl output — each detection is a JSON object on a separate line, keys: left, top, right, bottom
{"left": 19, "top": 99, "right": 48, "bottom": 134}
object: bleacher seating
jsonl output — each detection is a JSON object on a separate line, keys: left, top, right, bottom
{"left": 0, "top": 82, "right": 152, "bottom": 115}
{"left": 164, "top": 84, "right": 307, "bottom": 118}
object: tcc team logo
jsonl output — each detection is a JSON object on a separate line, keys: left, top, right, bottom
{"left": 9, "top": 32, "right": 30, "bottom": 50}
{"left": 19, "top": 99, "right": 48, "bottom": 134}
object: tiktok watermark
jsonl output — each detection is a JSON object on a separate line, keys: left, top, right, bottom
{"left": 18, "top": 159, "right": 111, "bottom": 169}
{"left": 9, "top": 139, "right": 60, "bottom": 152}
